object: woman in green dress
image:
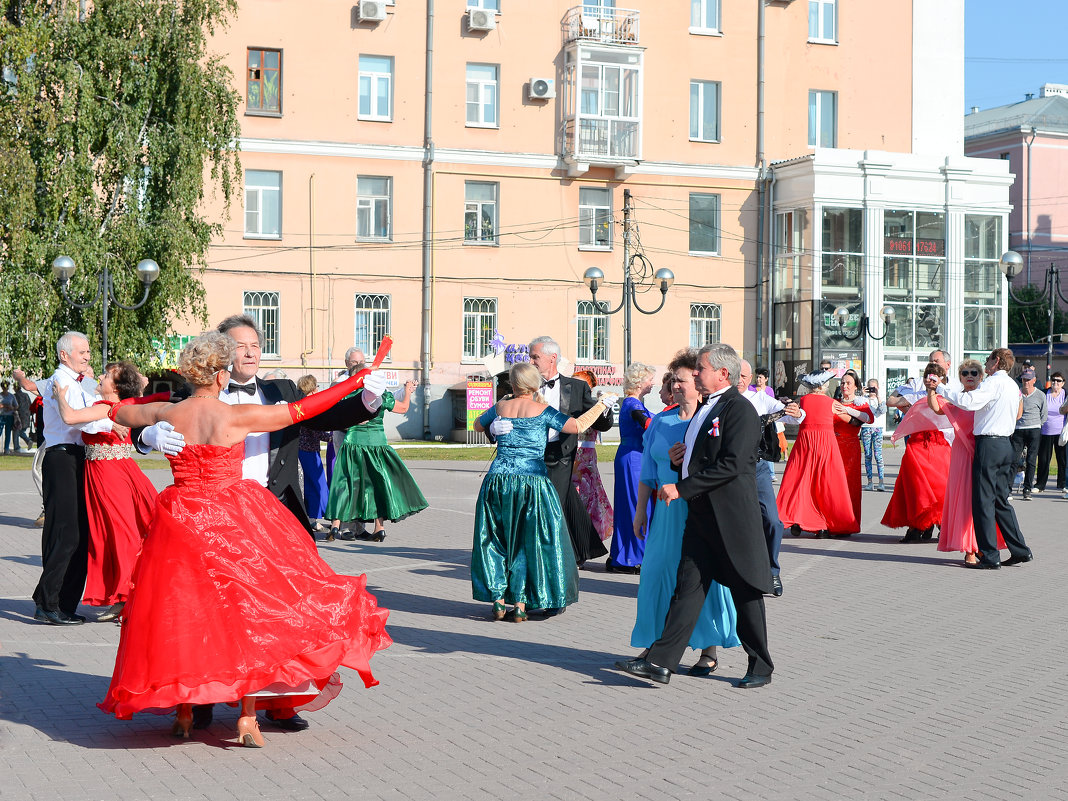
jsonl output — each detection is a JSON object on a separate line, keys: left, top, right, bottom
{"left": 472, "top": 363, "right": 615, "bottom": 622}
{"left": 326, "top": 375, "right": 426, "bottom": 542}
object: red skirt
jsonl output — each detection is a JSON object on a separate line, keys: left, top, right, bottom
{"left": 777, "top": 425, "right": 856, "bottom": 533}
{"left": 881, "top": 430, "right": 951, "bottom": 530}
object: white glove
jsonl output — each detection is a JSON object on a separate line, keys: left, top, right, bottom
{"left": 489, "top": 418, "right": 513, "bottom": 437}
{"left": 361, "top": 371, "right": 389, "bottom": 412}
{"left": 598, "top": 393, "right": 619, "bottom": 414}
{"left": 140, "top": 421, "right": 185, "bottom": 456}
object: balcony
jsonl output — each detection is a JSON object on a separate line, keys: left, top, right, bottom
{"left": 564, "top": 118, "right": 639, "bottom": 162}
{"left": 563, "top": 6, "right": 640, "bottom": 46}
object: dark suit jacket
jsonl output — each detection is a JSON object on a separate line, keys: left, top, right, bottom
{"left": 543, "top": 375, "right": 614, "bottom": 464}
{"left": 677, "top": 386, "right": 771, "bottom": 594}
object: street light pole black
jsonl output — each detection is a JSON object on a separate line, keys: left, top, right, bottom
{"left": 999, "top": 251, "right": 1068, "bottom": 387}
{"left": 52, "top": 255, "right": 160, "bottom": 365}
{"left": 832, "top": 304, "right": 896, "bottom": 342}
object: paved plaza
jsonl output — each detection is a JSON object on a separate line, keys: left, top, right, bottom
{"left": 1, "top": 448, "right": 1066, "bottom": 801}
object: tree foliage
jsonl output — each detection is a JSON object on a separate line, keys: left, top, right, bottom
{"left": 1007, "top": 283, "right": 1068, "bottom": 345}
{"left": 0, "top": 0, "right": 241, "bottom": 374}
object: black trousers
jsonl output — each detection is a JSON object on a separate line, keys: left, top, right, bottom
{"left": 647, "top": 529, "right": 773, "bottom": 678}
{"left": 1036, "top": 433, "right": 1066, "bottom": 491}
{"left": 972, "top": 436, "right": 1029, "bottom": 564}
{"left": 1011, "top": 427, "right": 1042, "bottom": 491}
{"left": 33, "top": 446, "right": 89, "bottom": 614}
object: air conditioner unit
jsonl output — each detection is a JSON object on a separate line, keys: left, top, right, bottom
{"left": 467, "top": 8, "right": 496, "bottom": 32}
{"left": 528, "top": 78, "right": 556, "bottom": 101}
{"left": 357, "top": 0, "right": 387, "bottom": 22}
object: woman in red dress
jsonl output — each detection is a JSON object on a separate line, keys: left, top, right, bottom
{"left": 54, "top": 362, "right": 161, "bottom": 622}
{"left": 777, "top": 371, "right": 856, "bottom": 538}
{"left": 881, "top": 361, "right": 953, "bottom": 543}
{"left": 829, "top": 371, "right": 875, "bottom": 537}
{"left": 100, "top": 333, "right": 391, "bottom": 747}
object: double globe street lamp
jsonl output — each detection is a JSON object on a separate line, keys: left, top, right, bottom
{"left": 583, "top": 259, "right": 675, "bottom": 369}
{"left": 999, "top": 249, "right": 1067, "bottom": 385}
{"left": 831, "top": 304, "right": 896, "bottom": 341}
{"left": 52, "top": 254, "right": 160, "bottom": 364}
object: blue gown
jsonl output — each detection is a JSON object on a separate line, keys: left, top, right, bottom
{"left": 629, "top": 408, "right": 740, "bottom": 650}
{"left": 471, "top": 406, "right": 580, "bottom": 608}
{"left": 611, "top": 396, "right": 652, "bottom": 567}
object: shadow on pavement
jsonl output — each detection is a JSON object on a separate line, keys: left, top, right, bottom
{"left": 781, "top": 542, "right": 953, "bottom": 566}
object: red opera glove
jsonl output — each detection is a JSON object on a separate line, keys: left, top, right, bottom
{"left": 105, "top": 392, "right": 172, "bottom": 421}
{"left": 287, "top": 369, "right": 370, "bottom": 424}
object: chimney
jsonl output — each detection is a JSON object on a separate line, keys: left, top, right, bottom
{"left": 971, "top": 106, "right": 979, "bottom": 114}
{"left": 1025, "top": 93, "right": 1034, "bottom": 101}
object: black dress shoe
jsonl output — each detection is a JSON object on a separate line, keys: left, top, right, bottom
{"left": 770, "top": 575, "right": 783, "bottom": 597}
{"left": 1002, "top": 551, "right": 1034, "bottom": 566}
{"left": 336, "top": 529, "right": 357, "bottom": 541}
{"left": 735, "top": 673, "right": 772, "bottom": 689}
{"left": 614, "top": 657, "right": 671, "bottom": 685}
{"left": 191, "top": 704, "right": 214, "bottom": 729}
{"left": 34, "top": 606, "right": 83, "bottom": 625}
{"left": 899, "top": 528, "right": 922, "bottom": 544}
{"left": 964, "top": 559, "right": 1000, "bottom": 570}
{"left": 64, "top": 611, "right": 87, "bottom": 622}
{"left": 264, "top": 711, "right": 309, "bottom": 731}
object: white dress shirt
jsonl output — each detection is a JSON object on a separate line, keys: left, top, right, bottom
{"left": 36, "top": 364, "right": 110, "bottom": 448}
{"left": 681, "top": 387, "right": 729, "bottom": 480}
{"left": 742, "top": 387, "right": 805, "bottom": 424}
{"left": 220, "top": 377, "right": 270, "bottom": 486}
{"left": 943, "top": 371, "right": 1021, "bottom": 437}
{"left": 541, "top": 375, "right": 563, "bottom": 442}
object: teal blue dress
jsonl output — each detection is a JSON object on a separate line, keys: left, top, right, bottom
{"left": 472, "top": 406, "right": 579, "bottom": 608}
{"left": 629, "top": 408, "right": 740, "bottom": 650}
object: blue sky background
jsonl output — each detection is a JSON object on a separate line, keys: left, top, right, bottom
{"left": 965, "top": 0, "right": 1068, "bottom": 110}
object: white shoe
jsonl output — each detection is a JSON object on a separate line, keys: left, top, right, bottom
{"left": 1063, "top": 489, "right": 1068, "bottom": 500}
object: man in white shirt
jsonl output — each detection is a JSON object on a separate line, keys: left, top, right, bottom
{"left": 942, "top": 348, "right": 1032, "bottom": 569}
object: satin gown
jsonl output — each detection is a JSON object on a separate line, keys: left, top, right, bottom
{"left": 630, "top": 409, "right": 740, "bottom": 650}
{"left": 832, "top": 399, "right": 874, "bottom": 535}
{"left": 81, "top": 404, "right": 158, "bottom": 606}
{"left": 472, "top": 406, "right": 579, "bottom": 609}
{"left": 327, "top": 390, "right": 428, "bottom": 523}
{"left": 571, "top": 431, "right": 613, "bottom": 541}
{"left": 776, "top": 393, "right": 856, "bottom": 533}
{"left": 881, "top": 428, "right": 951, "bottom": 531}
{"left": 610, "top": 396, "right": 652, "bottom": 567}
{"left": 99, "top": 443, "right": 391, "bottom": 720}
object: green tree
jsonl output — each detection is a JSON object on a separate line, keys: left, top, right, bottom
{"left": 1007, "top": 284, "right": 1068, "bottom": 345}
{"left": 0, "top": 0, "right": 241, "bottom": 375}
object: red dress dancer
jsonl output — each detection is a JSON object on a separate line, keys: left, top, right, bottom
{"left": 777, "top": 393, "right": 856, "bottom": 535}
{"left": 99, "top": 442, "right": 391, "bottom": 721}
{"left": 832, "top": 399, "right": 875, "bottom": 535}
{"left": 81, "top": 401, "right": 157, "bottom": 609}
{"left": 881, "top": 404, "right": 952, "bottom": 539}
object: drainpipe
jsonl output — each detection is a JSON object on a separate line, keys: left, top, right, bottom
{"left": 300, "top": 173, "right": 316, "bottom": 369}
{"left": 766, "top": 168, "right": 777, "bottom": 372}
{"left": 1026, "top": 126, "right": 1036, "bottom": 284}
{"left": 755, "top": 0, "right": 767, "bottom": 365}
{"left": 420, "top": 1, "right": 435, "bottom": 439}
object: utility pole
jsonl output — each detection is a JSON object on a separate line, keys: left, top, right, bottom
{"left": 622, "top": 188, "right": 633, "bottom": 368}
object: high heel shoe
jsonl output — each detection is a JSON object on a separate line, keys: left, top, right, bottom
{"left": 370, "top": 528, "right": 386, "bottom": 542}
{"left": 504, "top": 607, "right": 528, "bottom": 622}
{"left": 492, "top": 601, "right": 507, "bottom": 621}
{"left": 326, "top": 526, "right": 338, "bottom": 542}
{"left": 687, "top": 659, "right": 718, "bottom": 677}
{"left": 172, "top": 704, "right": 193, "bottom": 738}
{"left": 237, "top": 715, "right": 265, "bottom": 748}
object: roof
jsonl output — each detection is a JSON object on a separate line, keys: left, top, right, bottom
{"left": 965, "top": 94, "right": 1068, "bottom": 139}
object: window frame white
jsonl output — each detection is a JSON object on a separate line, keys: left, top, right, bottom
{"left": 464, "top": 181, "right": 499, "bottom": 246}
{"left": 688, "top": 192, "right": 721, "bottom": 256}
{"left": 689, "top": 0, "right": 721, "bottom": 35}
{"left": 243, "top": 290, "right": 281, "bottom": 357}
{"left": 576, "top": 300, "right": 609, "bottom": 362}
{"left": 466, "top": 0, "right": 500, "bottom": 11}
{"left": 356, "top": 175, "right": 392, "bottom": 241}
{"left": 689, "top": 303, "right": 722, "bottom": 349}
{"left": 578, "top": 186, "right": 613, "bottom": 250}
{"left": 689, "top": 79, "right": 721, "bottom": 143}
{"left": 353, "top": 293, "right": 392, "bottom": 361}
{"left": 465, "top": 63, "right": 500, "bottom": 129}
{"left": 808, "top": 0, "right": 837, "bottom": 44}
{"left": 462, "top": 297, "right": 498, "bottom": 361}
{"left": 358, "top": 55, "right": 394, "bottom": 122}
{"left": 243, "top": 169, "right": 282, "bottom": 240}
{"left": 808, "top": 89, "right": 837, "bottom": 148}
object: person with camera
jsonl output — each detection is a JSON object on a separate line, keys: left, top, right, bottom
{"left": 861, "top": 379, "right": 887, "bottom": 491}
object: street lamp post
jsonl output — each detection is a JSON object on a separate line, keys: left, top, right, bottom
{"left": 582, "top": 260, "right": 674, "bottom": 369}
{"left": 831, "top": 304, "right": 897, "bottom": 342}
{"left": 999, "top": 250, "right": 1067, "bottom": 386}
{"left": 51, "top": 254, "right": 160, "bottom": 364}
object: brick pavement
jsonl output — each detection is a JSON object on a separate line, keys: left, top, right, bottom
{"left": 1, "top": 448, "right": 1066, "bottom": 801}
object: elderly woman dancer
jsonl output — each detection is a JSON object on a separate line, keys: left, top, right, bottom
{"left": 608, "top": 362, "right": 656, "bottom": 574}
{"left": 629, "top": 349, "right": 739, "bottom": 674}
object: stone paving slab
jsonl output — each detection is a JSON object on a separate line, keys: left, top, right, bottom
{"left": 0, "top": 448, "right": 1065, "bottom": 801}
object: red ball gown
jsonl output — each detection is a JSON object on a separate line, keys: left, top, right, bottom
{"left": 99, "top": 443, "right": 391, "bottom": 720}
{"left": 832, "top": 399, "right": 874, "bottom": 535}
{"left": 881, "top": 407, "right": 952, "bottom": 532}
{"left": 81, "top": 402, "right": 157, "bottom": 606}
{"left": 776, "top": 393, "right": 856, "bottom": 533}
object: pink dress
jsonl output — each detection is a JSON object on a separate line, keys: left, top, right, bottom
{"left": 571, "top": 431, "right": 613, "bottom": 541}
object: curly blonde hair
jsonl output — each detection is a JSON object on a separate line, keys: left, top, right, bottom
{"left": 296, "top": 374, "right": 319, "bottom": 395}
{"left": 178, "top": 332, "right": 236, "bottom": 387}
{"left": 622, "top": 361, "right": 655, "bottom": 394}
{"left": 509, "top": 362, "right": 544, "bottom": 401}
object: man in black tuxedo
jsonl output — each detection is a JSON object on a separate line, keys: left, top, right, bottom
{"left": 615, "top": 343, "right": 774, "bottom": 689}
{"left": 528, "top": 335, "right": 612, "bottom": 567}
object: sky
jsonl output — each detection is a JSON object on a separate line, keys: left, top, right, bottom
{"left": 965, "top": 0, "right": 1068, "bottom": 111}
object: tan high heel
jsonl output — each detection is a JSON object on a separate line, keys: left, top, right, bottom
{"left": 171, "top": 704, "right": 193, "bottom": 738}
{"left": 237, "top": 715, "right": 265, "bottom": 748}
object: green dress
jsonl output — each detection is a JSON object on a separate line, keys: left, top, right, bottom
{"left": 471, "top": 405, "right": 579, "bottom": 608}
{"left": 326, "top": 391, "right": 428, "bottom": 523}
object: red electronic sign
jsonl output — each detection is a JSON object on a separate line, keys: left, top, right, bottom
{"left": 884, "top": 237, "right": 944, "bottom": 257}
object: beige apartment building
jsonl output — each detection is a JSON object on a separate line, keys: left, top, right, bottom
{"left": 195, "top": 0, "right": 1010, "bottom": 437}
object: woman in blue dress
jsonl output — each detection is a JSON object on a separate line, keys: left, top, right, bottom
{"left": 629, "top": 349, "right": 739, "bottom": 674}
{"left": 608, "top": 362, "right": 656, "bottom": 574}
{"left": 472, "top": 363, "right": 616, "bottom": 622}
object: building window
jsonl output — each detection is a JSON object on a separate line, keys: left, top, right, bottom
{"left": 576, "top": 300, "right": 609, "bottom": 361}
{"left": 244, "top": 170, "right": 282, "bottom": 239}
{"left": 808, "top": 90, "right": 836, "bottom": 148}
{"left": 689, "top": 80, "right": 720, "bottom": 142}
{"left": 578, "top": 187, "right": 612, "bottom": 249}
{"left": 963, "top": 215, "right": 1003, "bottom": 357}
{"left": 247, "top": 48, "right": 281, "bottom": 115}
{"left": 467, "top": 0, "right": 500, "bottom": 13}
{"left": 353, "top": 294, "right": 391, "bottom": 359}
{"left": 690, "top": 304, "right": 721, "bottom": 348}
{"left": 819, "top": 207, "right": 864, "bottom": 351}
{"left": 808, "top": 0, "right": 836, "bottom": 43}
{"left": 464, "top": 181, "right": 498, "bottom": 245}
{"left": 883, "top": 209, "right": 947, "bottom": 352}
{"left": 358, "top": 55, "right": 393, "bottom": 121}
{"left": 466, "top": 64, "right": 499, "bottom": 128}
{"left": 357, "top": 176, "right": 392, "bottom": 241}
{"left": 463, "top": 298, "right": 497, "bottom": 360}
{"left": 689, "top": 193, "right": 720, "bottom": 255}
{"left": 690, "top": 0, "right": 720, "bottom": 33}
{"left": 243, "top": 291, "right": 280, "bottom": 357}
